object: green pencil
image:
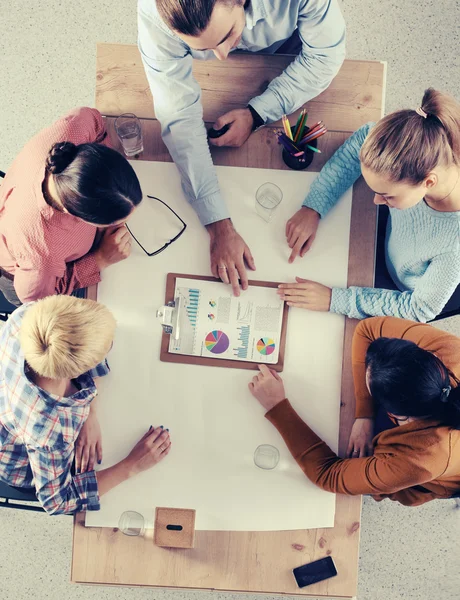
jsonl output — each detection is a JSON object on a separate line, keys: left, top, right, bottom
{"left": 305, "top": 143, "right": 321, "bottom": 154}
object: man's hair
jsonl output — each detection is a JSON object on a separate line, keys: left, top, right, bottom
{"left": 20, "top": 296, "right": 116, "bottom": 380}
{"left": 157, "top": 0, "right": 244, "bottom": 36}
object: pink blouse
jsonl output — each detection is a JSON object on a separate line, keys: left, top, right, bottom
{"left": 0, "top": 107, "right": 112, "bottom": 303}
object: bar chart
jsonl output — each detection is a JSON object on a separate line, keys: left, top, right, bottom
{"left": 233, "top": 325, "right": 250, "bottom": 359}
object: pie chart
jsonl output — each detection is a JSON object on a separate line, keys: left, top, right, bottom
{"left": 205, "top": 330, "right": 230, "bottom": 354}
{"left": 257, "top": 337, "right": 276, "bottom": 356}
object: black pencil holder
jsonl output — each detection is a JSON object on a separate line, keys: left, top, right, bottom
{"left": 281, "top": 126, "right": 318, "bottom": 171}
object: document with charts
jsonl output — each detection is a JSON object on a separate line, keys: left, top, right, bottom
{"left": 169, "top": 278, "right": 284, "bottom": 364}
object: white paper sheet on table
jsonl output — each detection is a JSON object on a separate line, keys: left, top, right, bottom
{"left": 86, "top": 161, "right": 352, "bottom": 532}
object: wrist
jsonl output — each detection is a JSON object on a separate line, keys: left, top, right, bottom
{"left": 301, "top": 206, "right": 320, "bottom": 219}
{"left": 247, "top": 104, "right": 264, "bottom": 131}
{"left": 206, "top": 218, "right": 234, "bottom": 240}
{"left": 119, "top": 457, "right": 137, "bottom": 479}
{"left": 94, "top": 250, "right": 108, "bottom": 271}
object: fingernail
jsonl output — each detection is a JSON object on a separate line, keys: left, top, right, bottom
{"left": 149, "top": 425, "right": 153, "bottom": 431}
{"left": 98, "top": 460, "right": 102, "bottom": 465}
{"left": 160, "top": 425, "right": 164, "bottom": 429}
{"left": 166, "top": 428, "right": 169, "bottom": 432}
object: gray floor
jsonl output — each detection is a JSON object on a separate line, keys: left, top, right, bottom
{"left": 1, "top": 1, "right": 460, "bottom": 599}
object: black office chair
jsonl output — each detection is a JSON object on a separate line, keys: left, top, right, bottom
{"left": 0, "top": 481, "right": 45, "bottom": 512}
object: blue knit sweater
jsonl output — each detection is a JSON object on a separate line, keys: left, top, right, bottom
{"left": 303, "top": 124, "right": 460, "bottom": 322}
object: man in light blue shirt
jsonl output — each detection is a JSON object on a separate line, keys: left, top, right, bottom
{"left": 138, "top": 0, "right": 346, "bottom": 294}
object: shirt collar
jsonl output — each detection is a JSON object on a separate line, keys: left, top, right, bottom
{"left": 245, "top": 0, "right": 267, "bottom": 30}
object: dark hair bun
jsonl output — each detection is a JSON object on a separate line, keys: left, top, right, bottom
{"left": 46, "top": 142, "right": 78, "bottom": 174}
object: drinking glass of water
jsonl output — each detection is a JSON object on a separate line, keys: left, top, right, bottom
{"left": 115, "top": 113, "right": 144, "bottom": 157}
{"left": 255, "top": 183, "right": 283, "bottom": 222}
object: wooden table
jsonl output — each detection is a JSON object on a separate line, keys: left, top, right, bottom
{"left": 72, "top": 44, "right": 385, "bottom": 597}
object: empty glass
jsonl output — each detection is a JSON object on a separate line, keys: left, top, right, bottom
{"left": 255, "top": 183, "right": 283, "bottom": 222}
{"left": 254, "top": 444, "right": 280, "bottom": 470}
{"left": 118, "top": 511, "right": 145, "bottom": 536}
{"left": 115, "top": 113, "right": 144, "bottom": 157}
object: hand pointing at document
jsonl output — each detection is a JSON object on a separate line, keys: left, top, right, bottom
{"left": 207, "top": 219, "right": 256, "bottom": 297}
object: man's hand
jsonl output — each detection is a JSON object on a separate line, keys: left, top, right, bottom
{"left": 208, "top": 109, "right": 254, "bottom": 148}
{"left": 94, "top": 225, "right": 131, "bottom": 270}
{"left": 346, "top": 418, "right": 375, "bottom": 458}
{"left": 248, "top": 364, "right": 286, "bottom": 412}
{"left": 75, "top": 409, "right": 103, "bottom": 473}
{"left": 207, "top": 219, "right": 256, "bottom": 296}
{"left": 277, "top": 277, "right": 332, "bottom": 311}
{"left": 286, "top": 207, "right": 320, "bottom": 263}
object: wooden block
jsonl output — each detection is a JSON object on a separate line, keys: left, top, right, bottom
{"left": 154, "top": 507, "right": 196, "bottom": 549}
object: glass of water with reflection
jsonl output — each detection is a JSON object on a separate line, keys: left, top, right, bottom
{"left": 115, "top": 113, "right": 144, "bottom": 157}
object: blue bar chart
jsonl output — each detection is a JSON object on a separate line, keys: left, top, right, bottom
{"left": 233, "top": 325, "right": 250, "bottom": 359}
{"left": 186, "top": 289, "right": 200, "bottom": 328}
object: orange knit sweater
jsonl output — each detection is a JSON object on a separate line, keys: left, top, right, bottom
{"left": 266, "top": 317, "right": 460, "bottom": 506}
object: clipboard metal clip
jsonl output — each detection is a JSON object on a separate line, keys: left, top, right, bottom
{"left": 157, "top": 296, "right": 182, "bottom": 340}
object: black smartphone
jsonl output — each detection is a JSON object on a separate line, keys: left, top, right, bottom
{"left": 292, "top": 556, "right": 337, "bottom": 588}
{"left": 207, "top": 124, "right": 230, "bottom": 139}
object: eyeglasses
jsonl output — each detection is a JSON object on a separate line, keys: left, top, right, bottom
{"left": 126, "top": 195, "right": 187, "bottom": 257}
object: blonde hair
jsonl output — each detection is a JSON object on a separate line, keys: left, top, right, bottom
{"left": 360, "top": 88, "right": 460, "bottom": 184}
{"left": 20, "top": 296, "right": 116, "bottom": 380}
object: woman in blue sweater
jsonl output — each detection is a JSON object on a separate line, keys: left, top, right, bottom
{"left": 280, "top": 89, "right": 460, "bottom": 322}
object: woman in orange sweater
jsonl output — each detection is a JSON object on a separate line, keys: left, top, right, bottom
{"left": 249, "top": 317, "right": 460, "bottom": 506}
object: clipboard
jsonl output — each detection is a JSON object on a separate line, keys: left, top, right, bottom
{"left": 159, "top": 273, "right": 289, "bottom": 372}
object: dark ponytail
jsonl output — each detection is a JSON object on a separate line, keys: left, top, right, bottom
{"left": 45, "top": 142, "right": 142, "bottom": 225}
{"left": 366, "top": 337, "right": 460, "bottom": 429}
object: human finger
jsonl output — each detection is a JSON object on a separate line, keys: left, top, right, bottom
{"left": 280, "top": 290, "right": 311, "bottom": 301}
{"left": 151, "top": 429, "right": 170, "bottom": 451}
{"left": 236, "top": 260, "right": 249, "bottom": 291}
{"left": 269, "top": 368, "right": 282, "bottom": 381}
{"left": 346, "top": 440, "right": 354, "bottom": 458}
{"left": 80, "top": 447, "right": 90, "bottom": 474}
{"left": 157, "top": 438, "right": 171, "bottom": 454}
{"left": 258, "top": 364, "right": 271, "bottom": 378}
{"left": 288, "top": 237, "right": 306, "bottom": 264}
{"left": 278, "top": 282, "right": 308, "bottom": 291}
{"left": 96, "top": 441, "right": 103, "bottom": 465}
{"left": 115, "top": 228, "right": 131, "bottom": 245}
{"left": 300, "top": 233, "right": 316, "bottom": 257}
{"left": 213, "top": 112, "right": 234, "bottom": 130}
{"left": 75, "top": 444, "right": 83, "bottom": 474}
{"left": 217, "top": 264, "right": 230, "bottom": 285}
{"left": 286, "top": 301, "right": 310, "bottom": 309}
{"left": 227, "top": 265, "right": 241, "bottom": 297}
{"left": 87, "top": 445, "right": 96, "bottom": 472}
{"left": 243, "top": 245, "right": 256, "bottom": 271}
{"left": 286, "top": 218, "right": 294, "bottom": 239}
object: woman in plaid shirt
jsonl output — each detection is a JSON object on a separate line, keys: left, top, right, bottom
{"left": 0, "top": 296, "right": 171, "bottom": 515}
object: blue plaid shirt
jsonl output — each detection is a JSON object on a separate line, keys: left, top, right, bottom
{"left": 0, "top": 304, "right": 110, "bottom": 515}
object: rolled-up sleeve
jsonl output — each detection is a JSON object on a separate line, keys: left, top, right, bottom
{"left": 137, "top": 6, "right": 229, "bottom": 226}
{"left": 249, "top": 0, "right": 346, "bottom": 123}
{"left": 26, "top": 445, "right": 100, "bottom": 515}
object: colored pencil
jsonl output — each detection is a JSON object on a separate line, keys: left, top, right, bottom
{"left": 293, "top": 109, "right": 308, "bottom": 143}
{"left": 301, "top": 122, "right": 323, "bottom": 139}
{"left": 276, "top": 131, "right": 301, "bottom": 153}
{"left": 299, "top": 128, "right": 327, "bottom": 146}
{"left": 282, "top": 115, "right": 293, "bottom": 140}
{"left": 305, "top": 144, "right": 322, "bottom": 154}
{"left": 300, "top": 125, "right": 327, "bottom": 142}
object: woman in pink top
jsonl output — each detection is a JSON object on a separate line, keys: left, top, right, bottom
{"left": 0, "top": 107, "right": 142, "bottom": 306}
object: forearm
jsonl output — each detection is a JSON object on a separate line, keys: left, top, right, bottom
{"left": 302, "top": 124, "right": 371, "bottom": 217}
{"left": 96, "top": 459, "right": 132, "bottom": 497}
{"left": 249, "top": 0, "right": 346, "bottom": 123}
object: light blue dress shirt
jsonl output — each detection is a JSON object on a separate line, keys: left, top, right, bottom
{"left": 138, "top": 0, "right": 346, "bottom": 225}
